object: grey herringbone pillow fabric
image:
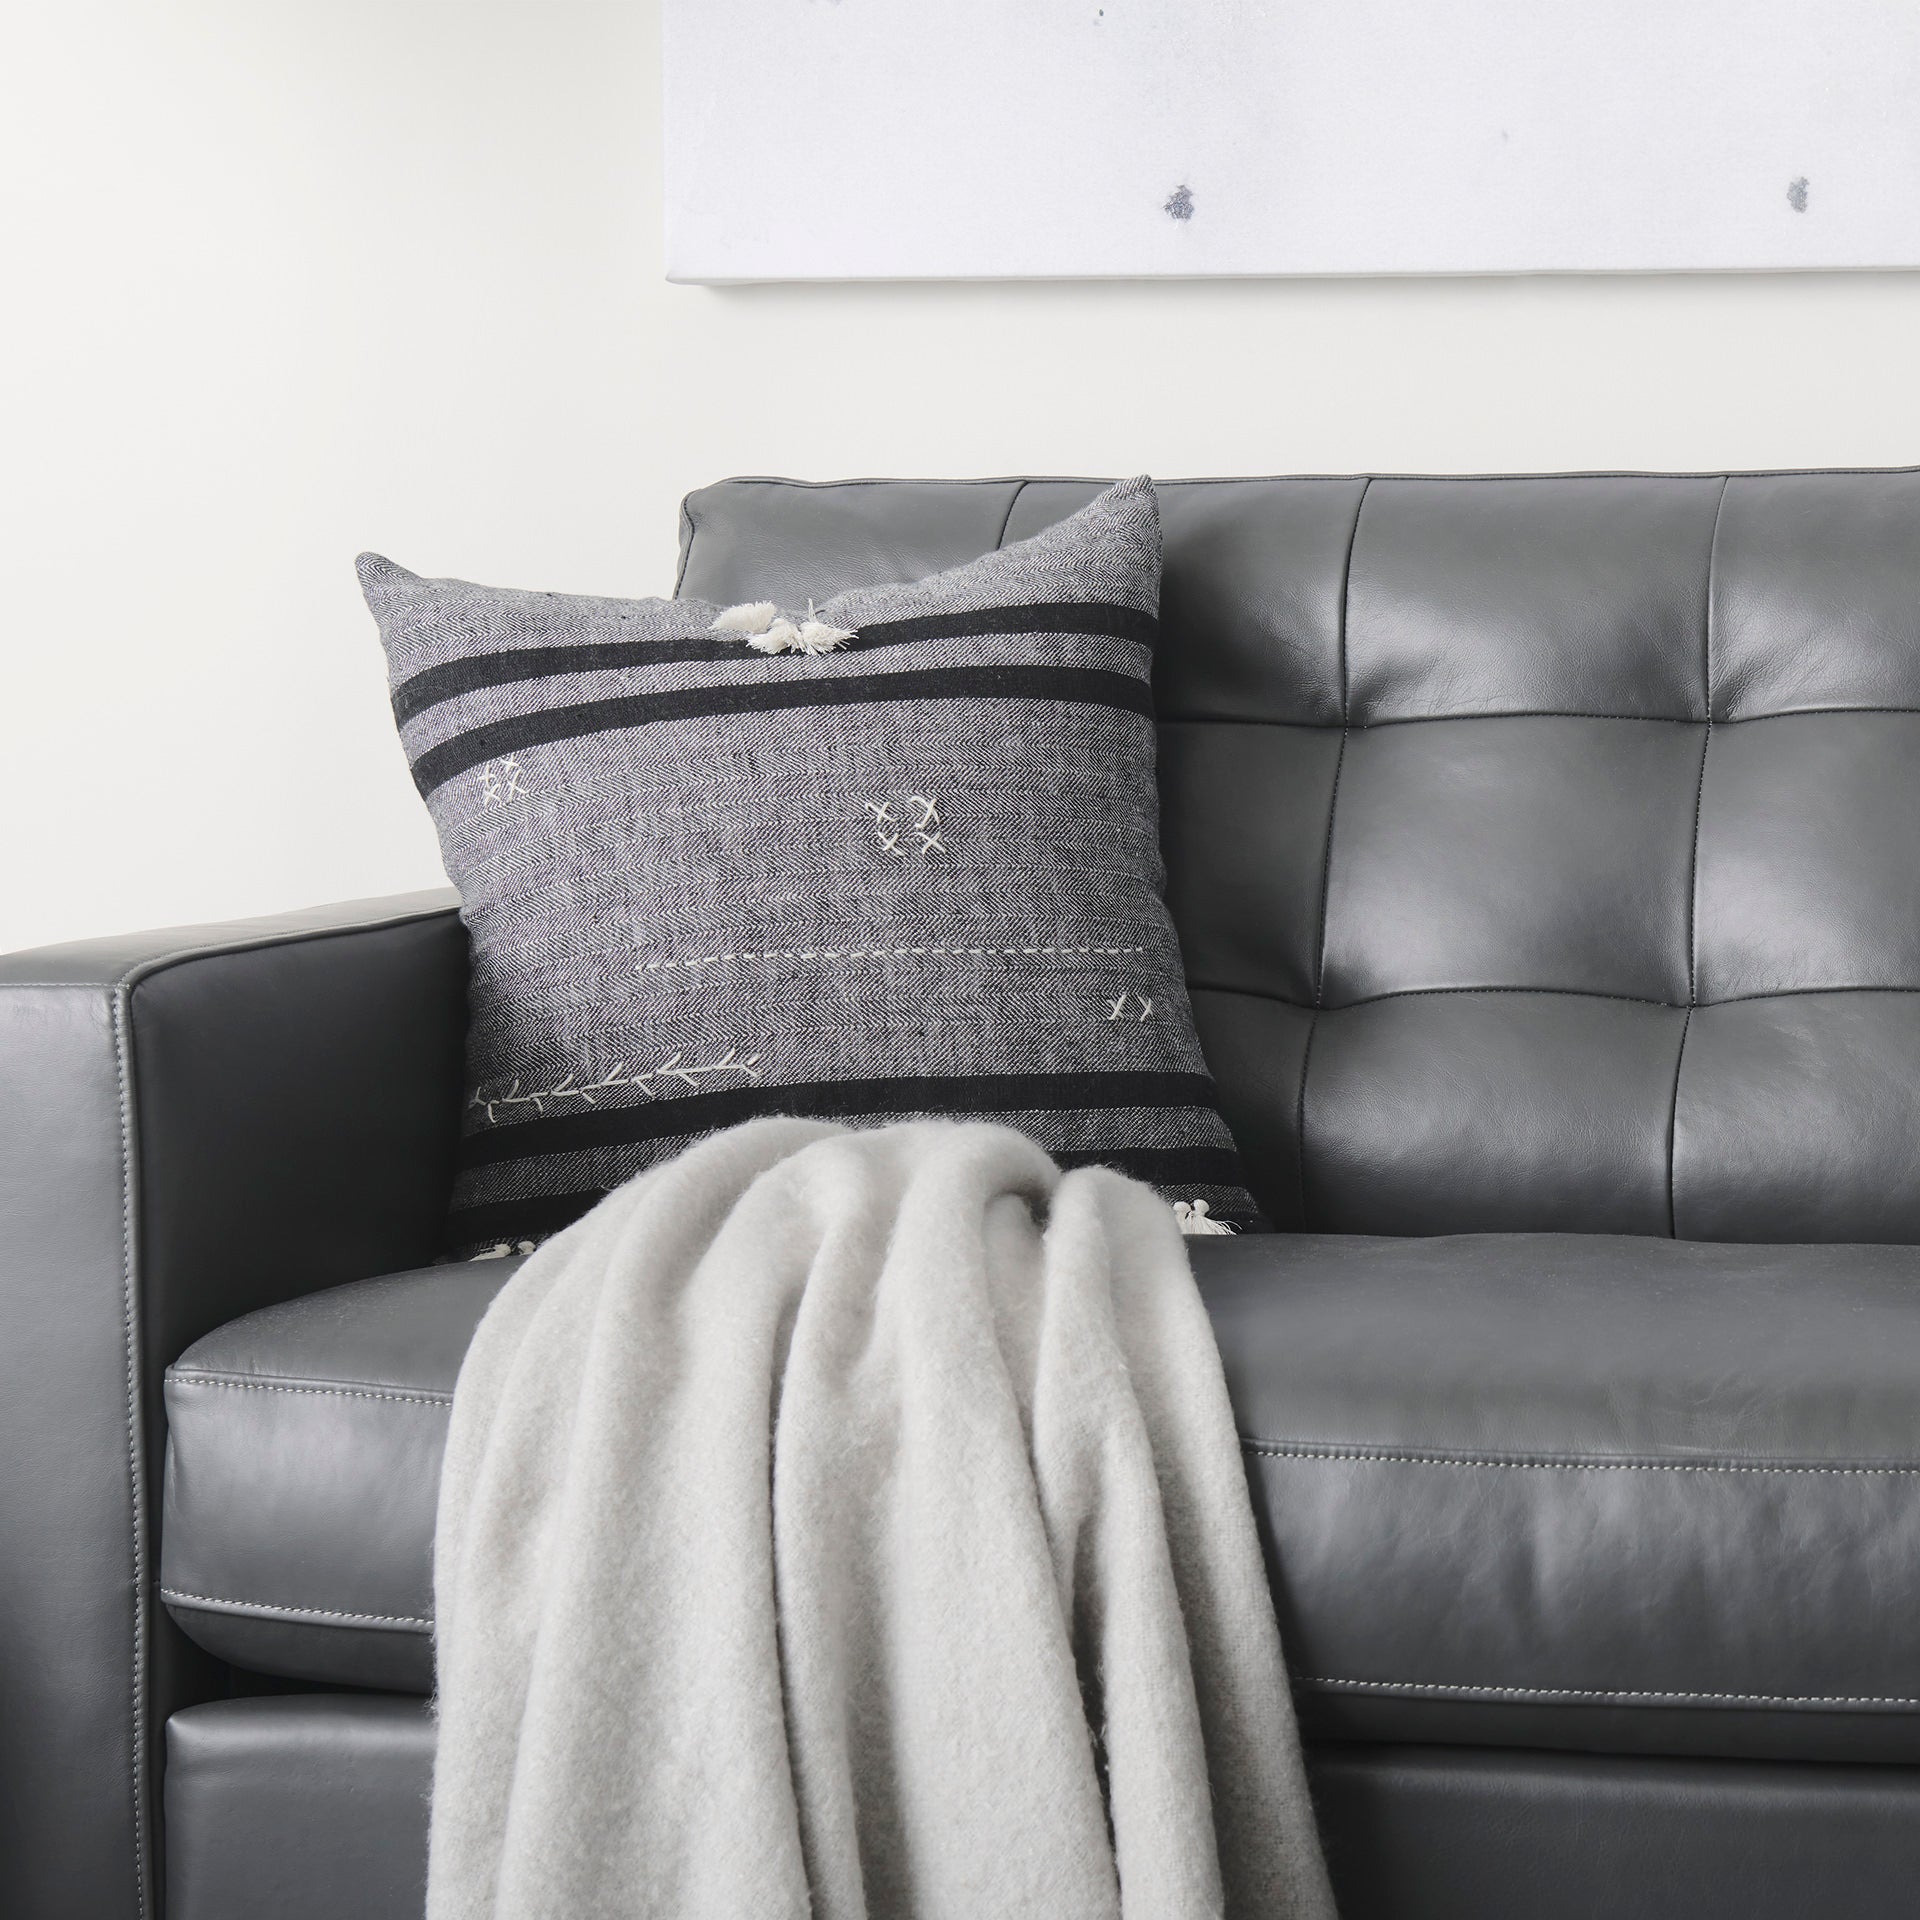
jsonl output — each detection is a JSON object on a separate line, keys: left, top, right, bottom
{"left": 362, "top": 477, "right": 1257, "bottom": 1251}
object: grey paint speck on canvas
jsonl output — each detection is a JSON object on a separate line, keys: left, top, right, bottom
{"left": 667, "top": 1, "right": 1920, "bottom": 277}
{"left": 1787, "top": 176, "right": 1810, "bottom": 212}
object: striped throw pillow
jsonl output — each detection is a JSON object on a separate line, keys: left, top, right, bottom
{"left": 362, "top": 476, "right": 1257, "bottom": 1251}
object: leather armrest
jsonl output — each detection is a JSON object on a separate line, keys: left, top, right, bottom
{"left": 0, "top": 891, "right": 467, "bottom": 1920}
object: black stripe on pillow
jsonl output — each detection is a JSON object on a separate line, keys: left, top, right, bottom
{"left": 410, "top": 663, "right": 1155, "bottom": 797}
{"left": 869, "top": 602, "right": 1156, "bottom": 650}
{"left": 449, "top": 1191, "right": 614, "bottom": 1246}
{"left": 459, "top": 1069, "right": 1224, "bottom": 1169}
{"left": 1060, "top": 1144, "right": 1249, "bottom": 1188}
{"left": 447, "top": 1146, "right": 1253, "bottom": 1249}
{"left": 391, "top": 601, "right": 1157, "bottom": 727}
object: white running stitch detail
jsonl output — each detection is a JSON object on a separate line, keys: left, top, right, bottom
{"left": 468, "top": 1048, "right": 762, "bottom": 1122}
{"left": 638, "top": 944, "right": 1146, "bottom": 975}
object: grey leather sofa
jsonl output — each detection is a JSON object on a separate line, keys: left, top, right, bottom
{"left": 7, "top": 467, "right": 1920, "bottom": 1919}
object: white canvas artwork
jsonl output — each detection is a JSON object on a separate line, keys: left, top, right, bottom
{"left": 663, "top": 1, "right": 1920, "bottom": 281}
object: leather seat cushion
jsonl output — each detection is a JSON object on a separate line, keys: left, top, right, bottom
{"left": 164, "top": 1695, "right": 1920, "bottom": 1920}
{"left": 161, "top": 1262, "right": 509, "bottom": 1693}
{"left": 161, "top": 1232, "right": 1920, "bottom": 1761}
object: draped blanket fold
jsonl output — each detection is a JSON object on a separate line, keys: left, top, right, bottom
{"left": 429, "top": 1118, "right": 1333, "bottom": 1920}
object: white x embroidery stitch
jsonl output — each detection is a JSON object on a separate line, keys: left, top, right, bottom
{"left": 865, "top": 794, "right": 944, "bottom": 857}
{"left": 909, "top": 796, "right": 945, "bottom": 854}
{"left": 1107, "top": 993, "right": 1155, "bottom": 1023}
{"left": 864, "top": 800, "right": 906, "bottom": 856}
{"left": 478, "top": 757, "right": 528, "bottom": 810}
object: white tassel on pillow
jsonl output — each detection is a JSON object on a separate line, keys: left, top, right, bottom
{"left": 710, "top": 601, "right": 778, "bottom": 636}
{"left": 747, "top": 618, "right": 803, "bottom": 654}
{"left": 796, "top": 621, "right": 853, "bottom": 654}
{"left": 797, "top": 600, "right": 857, "bottom": 654}
{"left": 710, "top": 599, "right": 857, "bottom": 655}
{"left": 1173, "top": 1199, "right": 1236, "bottom": 1236}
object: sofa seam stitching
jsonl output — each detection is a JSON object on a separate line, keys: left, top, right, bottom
{"left": 1192, "top": 980, "right": 1920, "bottom": 1014}
{"left": 0, "top": 903, "right": 457, "bottom": 998}
{"left": 1684, "top": 485, "right": 1727, "bottom": 980}
{"left": 1159, "top": 705, "right": 1920, "bottom": 730}
{"left": 110, "top": 987, "right": 148, "bottom": 1920}
{"left": 673, "top": 493, "right": 697, "bottom": 595}
{"left": 1311, "top": 750, "right": 1349, "bottom": 1007}
{"left": 166, "top": 1374, "right": 453, "bottom": 1409}
{"left": 1244, "top": 1443, "right": 1920, "bottom": 1475}
{"left": 993, "top": 479, "right": 1030, "bottom": 551}
{"left": 158, "top": 1587, "right": 432, "bottom": 1630}
{"left": 1668, "top": 477, "right": 1727, "bottom": 1234}
{"left": 699, "top": 468, "right": 1920, "bottom": 489}
{"left": 1293, "top": 1013, "right": 1319, "bottom": 1228}
{"left": 103, "top": 904, "right": 458, "bottom": 994}
{"left": 1318, "top": 474, "right": 1368, "bottom": 1001}
{"left": 1297, "top": 479, "right": 1369, "bottom": 1226}
{"left": 1664, "top": 1004, "right": 1693, "bottom": 1237}
{"left": 1300, "top": 1676, "right": 1920, "bottom": 1709}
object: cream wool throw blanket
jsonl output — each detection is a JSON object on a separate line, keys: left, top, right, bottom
{"left": 429, "top": 1118, "right": 1334, "bottom": 1920}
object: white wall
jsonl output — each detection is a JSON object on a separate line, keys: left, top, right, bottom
{"left": 5, "top": 0, "right": 1919, "bottom": 954}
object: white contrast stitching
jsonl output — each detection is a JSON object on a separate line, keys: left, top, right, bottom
{"left": 0, "top": 903, "right": 458, "bottom": 994}
{"left": 908, "top": 796, "right": 945, "bottom": 854}
{"left": 1108, "top": 992, "right": 1154, "bottom": 1022}
{"left": 639, "top": 943, "right": 1146, "bottom": 974}
{"left": 864, "top": 797, "right": 904, "bottom": 854}
{"left": 3, "top": 906, "right": 454, "bottom": 1920}
{"left": 159, "top": 1588, "right": 431, "bottom": 1630}
{"left": 111, "top": 988, "right": 149, "bottom": 1920}
{"left": 1301, "top": 1676, "right": 1920, "bottom": 1708}
{"left": 167, "top": 1374, "right": 452, "bottom": 1409}
{"left": 1244, "top": 1444, "right": 1920, "bottom": 1476}
{"left": 469, "top": 1047, "right": 762, "bottom": 1122}
{"left": 865, "top": 792, "right": 945, "bottom": 856}
{"left": 477, "top": 756, "right": 527, "bottom": 809}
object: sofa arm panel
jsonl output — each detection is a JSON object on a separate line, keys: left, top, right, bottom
{"left": 0, "top": 890, "right": 467, "bottom": 1920}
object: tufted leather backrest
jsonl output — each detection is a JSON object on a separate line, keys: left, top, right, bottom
{"left": 678, "top": 470, "right": 1920, "bottom": 1243}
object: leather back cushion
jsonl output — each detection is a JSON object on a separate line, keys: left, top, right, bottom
{"left": 679, "top": 471, "right": 1920, "bottom": 1242}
